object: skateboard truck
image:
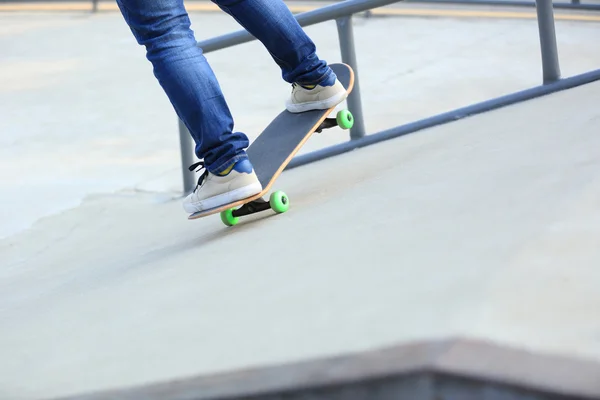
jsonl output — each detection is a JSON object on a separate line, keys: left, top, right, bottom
{"left": 316, "top": 118, "right": 338, "bottom": 133}
{"left": 221, "top": 191, "right": 290, "bottom": 226}
{"left": 316, "top": 109, "right": 354, "bottom": 133}
{"left": 231, "top": 197, "right": 271, "bottom": 217}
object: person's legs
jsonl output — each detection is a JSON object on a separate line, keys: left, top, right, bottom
{"left": 116, "top": 0, "right": 248, "bottom": 174}
{"left": 213, "top": 0, "right": 331, "bottom": 85}
{"left": 212, "top": 0, "right": 348, "bottom": 113}
{"left": 116, "top": 0, "right": 262, "bottom": 213}
{"left": 116, "top": 0, "right": 348, "bottom": 214}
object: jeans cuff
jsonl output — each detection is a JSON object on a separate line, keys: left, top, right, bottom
{"left": 299, "top": 69, "right": 336, "bottom": 87}
{"left": 209, "top": 153, "right": 248, "bottom": 175}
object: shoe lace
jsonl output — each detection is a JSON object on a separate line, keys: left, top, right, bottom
{"left": 188, "top": 161, "right": 208, "bottom": 192}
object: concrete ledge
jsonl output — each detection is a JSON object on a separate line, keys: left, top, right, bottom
{"left": 51, "top": 338, "right": 600, "bottom": 400}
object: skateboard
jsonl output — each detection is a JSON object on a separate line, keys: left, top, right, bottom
{"left": 188, "top": 62, "right": 355, "bottom": 226}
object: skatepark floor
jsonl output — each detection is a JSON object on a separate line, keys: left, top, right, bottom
{"left": 2, "top": 78, "right": 600, "bottom": 399}
{"left": 2, "top": 7, "right": 600, "bottom": 400}
{"left": 1, "top": 10, "right": 600, "bottom": 239}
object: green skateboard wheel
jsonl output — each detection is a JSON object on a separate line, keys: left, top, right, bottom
{"left": 336, "top": 109, "right": 354, "bottom": 130}
{"left": 220, "top": 208, "right": 239, "bottom": 226}
{"left": 269, "top": 191, "right": 290, "bottom": 213}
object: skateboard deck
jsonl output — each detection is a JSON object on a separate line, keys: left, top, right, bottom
{"left": 188, "top": 62, "right": 355, "bottom": 224}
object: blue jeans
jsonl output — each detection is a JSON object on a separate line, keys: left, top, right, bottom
{"left": 116, "top": 0, "right": 336, "bottom": 174}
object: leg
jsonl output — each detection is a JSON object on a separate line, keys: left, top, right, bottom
{"left": 213, "top": 0, "right": 349, "bottom": 112}
{"left": 117, "top": 0, "right": 262, "bottom": 213}
{"left": 116, "top": 0, "right": 247, "bottom": 174}
{"left": 213, "top": 0, "right": 335, "bottom": 87}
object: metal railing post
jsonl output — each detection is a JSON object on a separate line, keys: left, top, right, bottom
{"left": 178, "top": 119, "right": 196, "bottom": 194}
{"left": 336, "top": 16, "right": 366, "bottom": 140}
{"left": 535, "top": 0, "right": 561, "bottom": 84}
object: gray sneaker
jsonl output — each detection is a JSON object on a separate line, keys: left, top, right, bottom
{"left": 285, "top": 79, "right": 348, "bottom": 113}
{"left": 183, "top": 159, "right": 262, "bottom": 214}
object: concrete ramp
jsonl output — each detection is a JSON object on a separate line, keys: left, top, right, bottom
{"left": 1, "top": 81, "right": 600, "bottom": 400}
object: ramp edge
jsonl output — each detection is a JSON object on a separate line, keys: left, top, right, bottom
{"left": 50, "top": 338, "right": 600, "bottom": 400}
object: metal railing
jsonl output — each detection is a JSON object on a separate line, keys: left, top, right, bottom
{"left": 177, "top": 0, "right": 600, "bottom": 193}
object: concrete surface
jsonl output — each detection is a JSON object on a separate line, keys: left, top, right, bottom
{"left": 50, "top": 339, "right": 600, "bottom": 400}
{"left": 1, "top": 9, "right": 600, "bottom": 238}
{"left": 1, "top": 72, "right": 600, "bottom": 400}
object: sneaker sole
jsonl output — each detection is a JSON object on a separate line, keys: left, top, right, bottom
{"left": 286, "top": 90, "right": 348, "bottom": 114}
{"left": 184, "top": 182, "right": 263, "bottom": 213}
